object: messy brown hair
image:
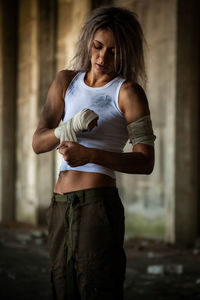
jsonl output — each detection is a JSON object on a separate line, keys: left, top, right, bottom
{"left": 71, "top": 6, "right": 147, "bottom": 83}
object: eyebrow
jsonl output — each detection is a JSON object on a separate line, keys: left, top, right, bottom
{"left": 94, "top": 40, "right": 119, "bottom": 49}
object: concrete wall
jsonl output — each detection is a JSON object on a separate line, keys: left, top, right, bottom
{"left": 114, "top": 0, "right": 177, "bottom": 240}
{"left": 57, "top": 0, "right": 91, "bottom": 70}
{"left": 114, "top": 0, "right": 200, "bottom": 245}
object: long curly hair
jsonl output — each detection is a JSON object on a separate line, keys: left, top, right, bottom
{"left": 71, "top": 6, "right": 147, "bottom": 84}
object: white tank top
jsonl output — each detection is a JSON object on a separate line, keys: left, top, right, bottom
{"left": 59, "top": 72, "right": 128, "bottom": 179}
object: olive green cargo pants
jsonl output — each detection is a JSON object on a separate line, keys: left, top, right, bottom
{"left": 46, "top": 186, "right": 126, "bottom": 300}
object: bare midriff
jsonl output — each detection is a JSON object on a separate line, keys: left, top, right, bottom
{"left": 53, "top": 170, "right": 116, "bottom": 194}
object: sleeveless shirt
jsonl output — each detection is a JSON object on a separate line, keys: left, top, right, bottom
{"left": 59, "top": 72, "right": 128, "bottom": 179}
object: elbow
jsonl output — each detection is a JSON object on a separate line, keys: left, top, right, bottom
{"left": 145, "top": 160, "right": 155, "bottom": 175}
{"left": 32, "top": 135, "right": 41, "bottom": 155}
{"left": 33, "top": 148, "right": 41, "bottom": 155}
{"left": 145, "top": 168, "right": 153, "bottom": 175}
{"left": 32, "top": 142, "right": 40, "bottom": 154}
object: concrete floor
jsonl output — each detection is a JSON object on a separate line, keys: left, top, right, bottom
{"left": 0, "top": 222, "right": 200, "bottom": 300}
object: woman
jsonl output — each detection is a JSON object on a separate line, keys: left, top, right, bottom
{"left": 32, "top": 6, "right": 156, "bottom": 300}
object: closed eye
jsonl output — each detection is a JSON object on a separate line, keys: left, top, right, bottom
{"left": 93, "top": 44, "right": 119, "bottom": 55}
{"left": 93, "top": 44, "right": 102, "bottom": 50}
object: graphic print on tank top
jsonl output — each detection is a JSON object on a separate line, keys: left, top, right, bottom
{"left": 90, "top": 94, "right": 112, "bottom": 111}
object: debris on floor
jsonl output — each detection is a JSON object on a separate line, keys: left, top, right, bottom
{"left": 147, "top": 264, "right": 183, "bottom": 275}
{"left": 1, "top": 221, "right": 200, "bottom": 300}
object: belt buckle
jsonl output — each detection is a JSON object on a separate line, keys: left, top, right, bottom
{"left": 67, "top": 193, "right": 74, "bottom": 203}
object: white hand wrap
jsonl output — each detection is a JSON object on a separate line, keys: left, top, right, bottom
{"left": 127, "top": 115, "right": 156, "bottom": 147}
{"left": 54, "top": 108, "right": 98, "bottom": 142}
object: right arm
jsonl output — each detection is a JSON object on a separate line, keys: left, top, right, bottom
{"left": 32, "top": 70, "right": 74, "bottom": 154}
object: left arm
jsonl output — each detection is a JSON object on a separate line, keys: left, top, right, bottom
{"left": 57, "top": 81, "right": 155, "bottom": 175}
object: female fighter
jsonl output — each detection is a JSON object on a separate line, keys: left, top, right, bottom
{"left": 32, "top": 6, "right": 156, "bottom": 300}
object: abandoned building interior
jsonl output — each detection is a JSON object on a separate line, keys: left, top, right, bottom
{"left": 1, "top": 0, "right": 200, "bottom": 299}
{"left": 0, "top": 0, "right": 200, "bottom": 247}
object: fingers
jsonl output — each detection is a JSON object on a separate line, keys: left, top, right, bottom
{"left": 57, "top": 145, "right": 69, "bottom": 161}
{"left": 56, "top": 141, "right": 88, "bottom": 167}
{"left": 56, "top": 141, "right": 73, "bottom": 150}
{"left": 57, "top": 146, "right": 75, "bottom": 166}
{"left": 56, "top": 141, "right": 77, "bottom": 161}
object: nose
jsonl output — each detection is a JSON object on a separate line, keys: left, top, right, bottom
{"left": 99, "top": 48, "right": 109, "bottom": 63}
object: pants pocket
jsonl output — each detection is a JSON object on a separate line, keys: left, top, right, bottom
{"left": 102, "top": 196, "right": 125, "bottom": 246}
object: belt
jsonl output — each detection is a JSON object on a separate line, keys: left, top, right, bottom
{"left": 54, "top": 186, "right": 118, "bottom": 203}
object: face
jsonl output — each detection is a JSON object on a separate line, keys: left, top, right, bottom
{"left": 90, "top": 29, "right": 120, "bottom": 76}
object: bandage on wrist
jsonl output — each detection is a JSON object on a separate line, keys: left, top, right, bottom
{"left": 127, "top": 115, "right": 156, "bottom": 147}
{"left": 54, "top": 108, "right": 98, "bottom": 142}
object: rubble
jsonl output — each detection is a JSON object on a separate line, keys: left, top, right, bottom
{"left": 16, "top": 233, "right": 32, "bottom": 244}
{"left": 193, "top": 248, "right": 199, "bottom": 255}
{"left": 147, "top": 264, "right": 183, "bottom": 275}
{"left": 1, "top": 224, "right": 200, "bottom": 300}
{"left": 31, "top": 230, "right": 44, "bottom": 238}
{"left": 147, "top": 251, "right": 155, "bottom": 258}
{"left": 15, "top": 229, "right": 47, "bottom": 246}
{"left": 164, "top": 264, "right": 183, "bottom": 275}
{"left": 196, "top": 278, "right": 200, "bottom": 285}
{"left": 147, "top": 265, "right": 164, "bottom": 275}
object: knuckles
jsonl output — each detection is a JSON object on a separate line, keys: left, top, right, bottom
{"left": 58, "top": 141, "right": 87, "bottom": 166}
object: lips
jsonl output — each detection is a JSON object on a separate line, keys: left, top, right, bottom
{"left": 96, "top": 63, "right": 106, "bottom": 71}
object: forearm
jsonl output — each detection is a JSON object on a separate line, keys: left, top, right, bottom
{"left": 88, "top": 148, "right": 154, "bottom": 175}
{"left": 32, "top": 128, "right": 59, "bottom": 154}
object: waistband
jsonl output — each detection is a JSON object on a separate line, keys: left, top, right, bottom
{"left": 53, "top": 186, "right": 118, "bottom": 202}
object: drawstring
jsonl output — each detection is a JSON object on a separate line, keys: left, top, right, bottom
{"left": 65, "top": 194, "right": 80, "bottom": 299}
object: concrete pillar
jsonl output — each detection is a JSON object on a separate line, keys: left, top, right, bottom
{"left": 16, "top": 0, "right": 39, "bottom": 224}
{"left": 36, "top": 0, "right": 57, "bottom": 224}
{"left": 0, "top": 1, "right": 2, "bottom": 220}
{"left": 16, "top": 0, "right": 58, "bottom": 225}
{"left": 174, "top": 0, "right": 200, "bottom": 245}
{"left": 0, "top": 0, "right": 18, "bottom": 221}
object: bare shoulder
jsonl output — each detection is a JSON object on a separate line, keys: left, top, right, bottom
{"left": 119, "top": 80, "right": 149, "bottom": 108}
{"left": 122, "top": 80, "right": 147, "bottom": 97}
{"left": 53, "top": 69, "right": 77, "bottom": 98}
{"left": 37, "top": 70, "right": 77, "bottom": 129}
{"left": 119, "top": 80, "right": 150, "bottom": 123}
{"left": 55, "top": 69, "right": 77, "bottom": 82}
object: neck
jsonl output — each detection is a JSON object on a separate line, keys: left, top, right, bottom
{"left": 85, "top": 70, "right": 117, "bottom": 87}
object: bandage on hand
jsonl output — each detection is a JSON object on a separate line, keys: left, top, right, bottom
{"left": 54, "top": 108, "right": 99, "bottom": 142}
